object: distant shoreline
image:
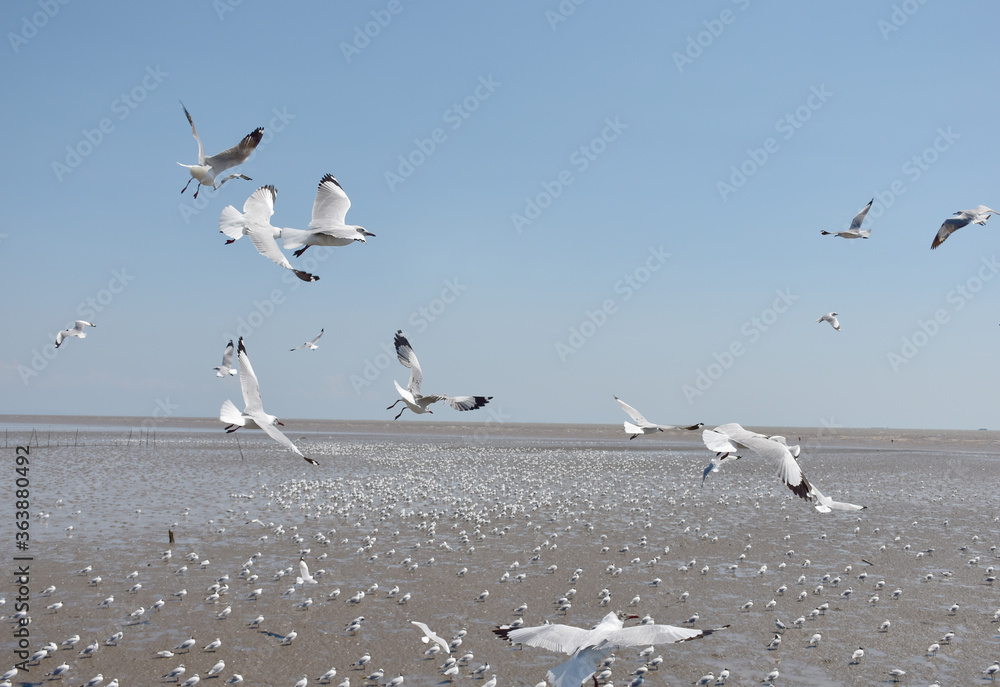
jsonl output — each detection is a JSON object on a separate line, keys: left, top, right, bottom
{"left": 1, "top": 414, "right": 998, "bottom": 453}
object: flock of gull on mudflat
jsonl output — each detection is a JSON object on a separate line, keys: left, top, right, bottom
{"left": 26, "top": 104, "right": 1000, "bottom": 687}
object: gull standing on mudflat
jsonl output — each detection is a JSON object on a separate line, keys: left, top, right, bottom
{"left": 612, "top": 396, "right": 702, "bottom": 439}
{"left": 279, "top": 174, "right": 375, "bottom": 257}
{"left": 820, "top": 199, "right": 873, "bottom": 239}
{"left": 219, "top": 185, "right": 319, "bottom": 282}
{"left": 55, "top": 320, "right": 96, "bottom": 348}
{"left": 817, "top": 313, "right": 841, "bottom": 331}
{"left": 178, "top": 102, "right": 262, "bottom": 199}
{"left": 387, "top": 331, "right": 492, "bottom": 419}
{"left": 291, "top": 329, "right": 324, "bottom": 351}
{"left": 493, "top": 611, "right": 725, "bottom": 687}
{"left": 931, "top": 205, "right": 998, "bottom": 249}
{"left": 214, "top": 340, "right": 238, "bottom": 377}
{"left": 219, "top": 338, "right": 317, "bottom": 465}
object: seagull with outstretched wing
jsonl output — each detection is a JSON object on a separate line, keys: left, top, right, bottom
{"left": 387, "top": 330, "right": 491, "bottom": 419}
{"left": 613, "top": 396, "right": 702, "bottom": 439}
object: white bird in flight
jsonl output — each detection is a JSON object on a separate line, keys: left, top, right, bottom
{"left": 931, "top": 205, "right": 998, "bottom": 249}
{"left": 612, "top": 396, "right": 702, "bottom": 439}
{"left": 702, "top": 423, "right": 858, "bottom": 510}
{"left": 55, "top": 320, "right": 96, "bottom": 348}
{"left": 297, "top": 559, "right": 317, "bottom": 585}
{"left": 219, "top": 185, "right": 319, "bottom": 282}
{"left": 291, "top": 329, "right": 324, "bottom": 352}
{"left": 214, "top": 340, "right": 238, "bottom": 377}
{"left": 280, "top": 174, "right": 375, "bottom": 257}
{"left": 493, "top": 611, "right": 725, "bottom": 687}
{"left": 178, "top": 102, "right": 262, "bottom": 199}
{"left": 816, "top": 313, "right": 841, "bottom": 331}
{"left": 809, "top": 485, "right": 865, "bottom": 513}
{"left": 219, "top": 338, "right": 317, "bottom": 465}
{"left": 411, "top": 620, "right": 451, "bottom": 654}
{"left": 387, "top": 330, "right": 492, "bottom": 419}
{"left": 820, "top": 199, "right": 873, "bottom": 239}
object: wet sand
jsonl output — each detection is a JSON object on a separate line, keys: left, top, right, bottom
{"left": 2, "top": 417, "right": 999, "bottom": 687}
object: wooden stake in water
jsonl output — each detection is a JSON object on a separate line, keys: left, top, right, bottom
{"left": 236, "top": 434, "right": 245, "bottom": 460}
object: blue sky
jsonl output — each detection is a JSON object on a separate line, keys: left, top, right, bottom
{"left": 3, "top": 2, "right": 999, "bottom": 430}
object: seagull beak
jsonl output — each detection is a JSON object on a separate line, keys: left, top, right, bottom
{"left": 277, "top": 421, "right": 285, "bottom": 426}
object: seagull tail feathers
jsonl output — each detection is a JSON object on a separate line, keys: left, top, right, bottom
{"left": 280, "top": 227, "right": 310, "bottom": 250}
{"left": 219, "top": 399, "right": 242, "bottom": 425}
{"left": 218, "top": 206, "right": 247, "bottom": 242}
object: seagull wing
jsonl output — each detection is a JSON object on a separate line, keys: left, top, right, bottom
{"left": 598, "top": 623, "right": 708, "bottom": 648}
{"left": 547, "top": 648, "right": 607, "bottom": 687}
{"left": 309, "top": 174, "right": 352, "bottom": 228}
{"left": 849, "top": 199, "right": 874, "bottom": 231}
{"left": 205, "top": 127, "right": 263, "bottom": 174}
{"left": 410, "top": 621, "right": 451, "bottom": 654}
{"left": 181, "top": 102, "right": 206, "bottom": 164}
{"left": 220, "top": 341, "right": 235, "bottom": 368}
{"left": 442, "top": 395, "right": 492, "bottom": 412}
{"left": 702, "top": 427, "right": 739, "bottom": 454}
{"left": 931, "top": 215, "right": 972, "bottom": 249}
{"left": 714, "top": 424, "right": 812, "bottom": 500}
{"left": 242, "top": 190, "right": 318, "bottom": 282}
{"left": 237, "top": 338, "right": 264, "bottom": 415}
{"left": 809, "top": 485, "right": 865, "bottom": 512}
{"left": 310, "top": 329, "right": 324, "bottom": 345}
{"left": 256, "top": 418, "right": 306, "bottom": 460}
{"left": 498, "top": 623, "right": 591, "bottom": 655}
{"left": 394, "top": 331, "right": 423, "bottom": 395}
{"left": 614, "top": 396, "right": 650, "bottom": 426}
{"left": 393, "top": 379, "right": 418, "bottom": 406}
{"left": 242, "top": 185, "right": 276, "bottom": 222}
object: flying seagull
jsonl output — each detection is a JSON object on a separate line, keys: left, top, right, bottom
{"left": 931, "top": 205, "right": 999, "bottom": 249}
{"left": 817, "top": 313, "right": 840, "bottom": 331}
{"left": 214, "top": 340, "right": 238, "bottom": 377}
{"left": 809, "top": 485, "right": 865, "bottom": 513}
{"left": 219, "top": 338, "right": 317, "bottom": 464}
{"left": 410, "top": 621, "right": 451, "bottom": 654}
{"left": 702, "top": 423, "right": 864, "bottom": 510}
{"left": 387, "top": 330, "right": 491, "bottom": 419}
{"left": 820, "top": 199, "right": 873, "bottom": 239}
{"left": 55, "top": 320, "right": 96, "bottom": 348}
{"left": 291, "top": 329, "right": 324, "bottom": 352}
{"left": 613, "top": 396, "right": 702, "bottom": 438}
{"left": 219, "top": 185, "right": 319, "bottom": 282}
{"left": 280, "top": 174, "right": 375, "bottom": 257}
{"left": 494, "top": 611, "right": 725, "bottom": 687}
{"left": 178, "top": 102, "right": 262, "bottom": 199}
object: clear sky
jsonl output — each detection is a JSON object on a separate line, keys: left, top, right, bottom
{"left": 3, "top": 2, "right": 999, "bottom": 430}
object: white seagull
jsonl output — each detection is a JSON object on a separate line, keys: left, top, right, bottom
{"left": 219, "top": 185, "right": 319, "bottom": 282}
{"left": 817, "top": 313, "right": 841, "bottom": 331}
{"left": 411, "top": 620, "right": 451, "bottom": 654}
{"left": 931, "top": 205, "right": 998, "bottom": 249}
{"left": 493, "top": 611, "right": 725, "bottom": 687}
{"left": 178, "top": 102, "right": 262, "bottom": 199}
{"left": 280, "top": 174, "right": 375, "bottom": 257}
{"left": 291, "top": 329, "right": 324, "bottom": 352}
{"left": 701, "top": 424, "right": 813, "bottom": 502}
{"left": 387, "top": 331, "right": 492, "bottom": 419}
{"left": 808, "top": 485, "right": 865, "bottom": 513}
{"left": 612, "top": 396, "right": 702, "bottom": 439}
{"left": 821, "top": 199, "right": 873, "bottom": 239}
{"left": 55, "top": 320, "right": 96, "bottom": 348}
{"left": 219, "top": 338, "right": 317, "bottom": 465}
{"left": 298, "top": 559, "right": 318, "bottom": 585}
{"left": 214, "top": 340, "right": 238, "bottom": 377}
